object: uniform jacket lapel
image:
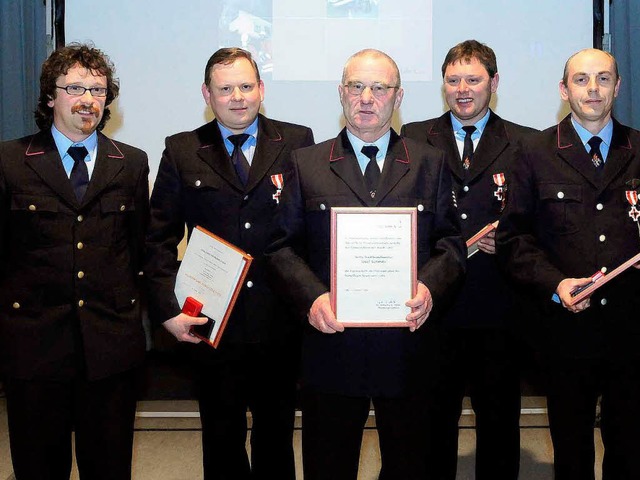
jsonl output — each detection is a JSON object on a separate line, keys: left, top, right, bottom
{"left": 424, "top": 113, "right": 465, "bottom": 180}
{"left": 601, "top": 118, "right": 634, "bottom": 189}
{"left": 81, "top": 132, "right": 125, "bottom": 206}
{"left": 466, "top": 111, "right": 509, "bottom": 183}
{"left": 24, "top": 130, "right": 78, "bottom": 208}
{"left": 556, "top": 115, "right": 600, "bottom": 187}
{"left": 196, "top": 120, "right": 244, "bottom": 191}
{"left": 374, "top": 129, "right": 410, "bottom": 205}
{"left": 246, "top": 114, "right": 285, "bottom": 191}
{"left": 329, "top": 129, "right": 372, "bottom": 204}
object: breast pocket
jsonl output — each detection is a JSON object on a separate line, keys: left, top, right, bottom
{"left": 395, "top": 196, "right": 434, "bottom": 255}
{"left": 539, "top": 183, "right": 582, "bottom": 235}
{"left": 10, "top": 194, "right": 59, "bottom": 247}
{"left": 100, "top": 195, "right": 136, "bottom": 246}
{"left": 182, "top": 172, "right": 222, "bottom": 192}
{"left": 304, "top": 196, "right": 337, "bottom": 253}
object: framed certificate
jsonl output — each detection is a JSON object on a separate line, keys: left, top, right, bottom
{"left": 569, "top": 251, "right": 640, "bottom": 305}
{"left": 174, "top": 226, "right": 253, "bottom": 348}
{"left": 466, "top": 221, "right": 498, "bottom": 258}
{"left": 330, "top": 207, "right": 417, "bottom": 327}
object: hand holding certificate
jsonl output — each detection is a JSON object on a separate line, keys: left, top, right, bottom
{"left": 174, "top": 226, "right": 252, "bottom": 347}
{"left": 330, "top": 207, "right": 417, "bottom": 327}
{"left": 568, "top": 251, "right": 640, "bottom": 305}
{"left": 466, "top": 221, "right": 499, "bottom": 258}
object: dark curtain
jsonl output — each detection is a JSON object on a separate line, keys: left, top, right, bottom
{"left": 0, "top": 0, "right": 47, "bottom": 141}
{"left": 611, "top": 0, "right": 640, "bottom": 129}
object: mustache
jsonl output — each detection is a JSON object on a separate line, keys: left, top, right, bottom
{"left": 71, "top": 104, "right": 100, "bottom": 115}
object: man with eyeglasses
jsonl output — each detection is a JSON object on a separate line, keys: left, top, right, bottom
{"left": 497, "top": 48, "right": 640, "bottom": 479}
{"left": 144, "top": 47, "right": 313, "bottom": 479}
{"left": 0, "top": 43, "right": 149, "bottom": 479}
{"left": 266, "top": 48, "right": 465, "bottom": 479}
{"left": 402, "top": 40, "right": 536, "bottom": 480}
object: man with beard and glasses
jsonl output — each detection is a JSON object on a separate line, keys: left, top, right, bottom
{"left": 0, "top": 43, "right": 149, "bottom": 479}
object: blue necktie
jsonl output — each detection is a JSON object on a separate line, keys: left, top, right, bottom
{"left": 362, "top": 145, "right": 380, "bottom": 199}
{"left": 461, "top": 125, "right": 476, "bottom": 170}
{"left": 68, "top": 145, "right": 89, "bottom": 201}
{"left": 228, "top": 134, "right": 251, "bottom": 185}
{"left": 588, "top": 136, "right": 604, "bottom": 171}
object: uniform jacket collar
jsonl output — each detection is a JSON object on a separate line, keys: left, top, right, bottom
{"left": 556, "top": 114, "right": 633, "bottom": 189}
{"left": 328, "top": 128, "right": 410, "bottom": 206}
{"left": 425, "top": 110, "right": 510, "bottom": 183}
{"left": 24, "top": 129, "right": 125, "bottom": 209}
{"left": 196, "top": 113, "right": 285, "bottom": 193}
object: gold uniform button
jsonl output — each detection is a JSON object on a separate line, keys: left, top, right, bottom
{"left": 78, "top": 300, "right": 84, "bottom": 307}
{"left": 28, "top": 204, "right": 36, "bottom": 211}
{"left": 77, "top": 271, "right": 85, "bottom": 279}
{"left": 120, "top": 205, "right": 126, "bottom": 211}
{"left": 77, "top": 215, "right": 84, "bottom": 222}
{"left": 77, "top": 242, "right": 84, "bottom": 250}
{"left": 12, "top": 302, "right": 20, "bottom": 309}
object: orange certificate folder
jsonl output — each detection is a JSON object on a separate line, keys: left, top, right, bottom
{"left": 569, "top": 251, "right": 640, "bottom": 305}
{"left": 175, "top": 226, "right": 253, "bottom": 348}
{"left": 466, "top": 221, "right": 499, "bottom": 258}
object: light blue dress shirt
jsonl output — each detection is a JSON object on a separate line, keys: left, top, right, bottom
{"left": 450, "top": 110, "right": 491, "bottom": 159}
{"left": 346, "top": 129, "right": 391, "bottom": 174}
{"left": 217, "top": 117, "right": 259, "bottom": 165}
{"left": 51, "top": 125, "right": 98, "bottom": 179}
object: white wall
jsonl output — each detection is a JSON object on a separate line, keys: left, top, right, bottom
{"left": 66, "top": 0, "right": 593, "bottom": 183}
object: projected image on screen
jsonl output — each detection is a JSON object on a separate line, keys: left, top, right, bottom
{"left": 217, "top": 0, "right": 432, "bottom": 82}
{"left": 218, "top": 0, "right": 274, "bottom": 76}
{"left": 327, "top": 0, "right": 379, "bottom": 18}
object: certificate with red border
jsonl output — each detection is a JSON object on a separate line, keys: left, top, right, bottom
{"left": 466, "top": 221, "right": 499, "bottom": 258}
{"left": 330, "top": 207, "right": 417, "bottom": 327}
{"left": 174, "top": 226, "right": 253, "bottom": 348}
{"left": 569, "top": 251, "right": 640, "bottom": 305}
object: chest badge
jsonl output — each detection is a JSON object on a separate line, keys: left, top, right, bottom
{"left": 492, "top": 173, "right": 507, "bottom": 212}
{"left": 271, "top": 174, "right": 284, "bottom": 204}
{"left": 626, "top": 190, "right": 640, "bottom": 222}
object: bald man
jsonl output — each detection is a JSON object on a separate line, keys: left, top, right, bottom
{"left": 497, "top": 48, "right": 640, "bottom": 479}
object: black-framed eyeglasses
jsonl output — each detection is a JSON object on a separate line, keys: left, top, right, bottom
{"left": 56, "top": 85, "right": 108, "bottom": 97}
{"left": 344, "top": 82, "right": 399, "bottom": 98}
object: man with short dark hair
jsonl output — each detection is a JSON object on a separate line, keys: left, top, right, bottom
{"left": 144, "top": 47, "right": 314, "bottom": 479}
{"left": 0, "top": 43, "right": 149, "bottom": 479}
{"left": 402, "top": 39, "right": 535, "bottom": 479}
{"left": 497, "top": 48, "right": 640, "bottom": 479}
{"left": 266, "top": 48, "right": 465, "bottom": 480}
